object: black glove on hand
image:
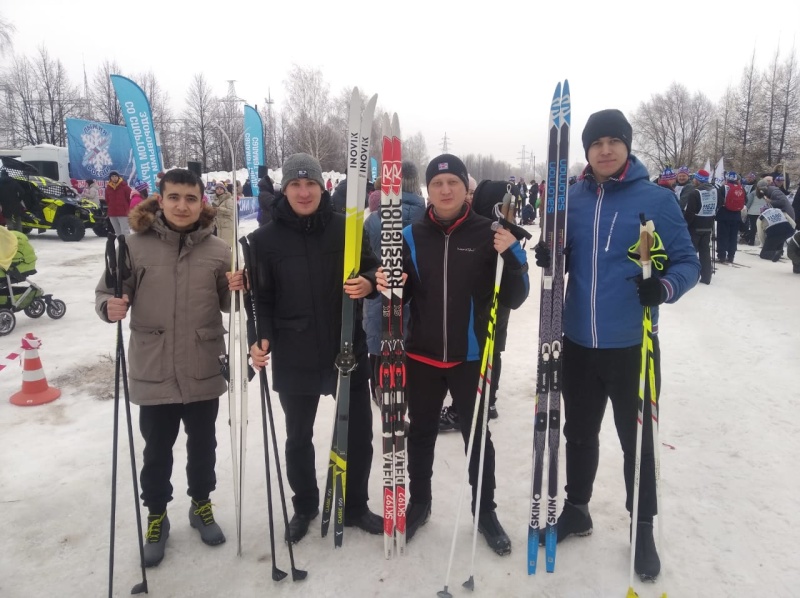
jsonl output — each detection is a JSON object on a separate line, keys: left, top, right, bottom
{"left": 636, "top": 275, "right": 668, "bottom": 307}
{"left": 533, "top": 241, "right": 551, "bottom": 268}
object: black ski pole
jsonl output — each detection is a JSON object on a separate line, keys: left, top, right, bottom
{"left": 241, "top": 235, "right": 307, "bottom": 582}
{"left": 105, "top": 235, "right": 148, "bottom": 597}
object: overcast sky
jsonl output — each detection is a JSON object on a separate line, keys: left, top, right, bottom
{"left": 4, "top": 0, "right": 800, "bottom": 171}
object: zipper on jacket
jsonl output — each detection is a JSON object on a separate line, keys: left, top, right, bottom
{"left": 442, "top": 234, "right": 450, "bottom": 362}
{"left": 590, "top": 185, "right": 604, "bottom": 348}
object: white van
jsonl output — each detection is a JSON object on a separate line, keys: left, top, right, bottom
{"left": 19, "top": 144, "right": 70, "bottom": 183}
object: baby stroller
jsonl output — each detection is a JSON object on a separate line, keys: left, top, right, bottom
{"left": 0, "top": 226, "right": 66, "bottom": 336}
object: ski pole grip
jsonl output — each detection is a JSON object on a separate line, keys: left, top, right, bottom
{"left": 638, "top": 213, "right": 654, "bottom": 279}
{"left": 492, "top": 219, "right": 533, "bottom": 241}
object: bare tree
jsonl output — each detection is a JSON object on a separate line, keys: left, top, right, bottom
{"left": 775, "top": 48, "right": 800, "bottom": 164}
{"left": 731, "top": 50, "right": 765, "bottom": 173}
{"left": 283, "top": 65, "right": 340, "bottom": 170}
{"left": 632, "top": 83, "right": 714, "bottom": 171}
{"left": 92, "top": 60, "right": 124, "bottom": 125}
{"left": 402, "top": 131, "right": 429, "bottom": 176}
{"left": 0, "top": 13, "right": 15, "bottom": 55}
{"left": 763, "top": 46, "right": 782, "bottom": 165}
{"left": 182, "top": 73, "right": 219, "bottom": 171}
{"left": 131, "top": 71, "right": 175, "bottom": 167}
{"left": 461, "top": 154, "right": 514, "bottom": 181}
{"left": 1, "top": 47, "right": 81, "bottom": 146}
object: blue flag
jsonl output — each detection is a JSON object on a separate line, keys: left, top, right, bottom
{"left": 65, "top": 118, "right": 135, "bottom": 181}
{"left": 243, "top": 105, "right": 264, "bottom": 196}
{"left": 110, "top": 75, "right": 163, "bottom": 195}
{"left": 370, "top": 157, "right": 378, "bottom": 183}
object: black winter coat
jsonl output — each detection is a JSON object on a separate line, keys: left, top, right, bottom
{"left": 257, "top": 176, "right": 276, "bottom": 226}
{"left": 250, "top": 192, "right": 379, "bottom": 396}
{"left": 402, "top": 204, "right": 529, "bottom": 363}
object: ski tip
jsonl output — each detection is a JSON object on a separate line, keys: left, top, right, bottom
{"left": 553, "top": 81, "right": 562, "bottom": 98}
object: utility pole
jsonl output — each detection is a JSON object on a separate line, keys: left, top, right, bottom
{"left": 518, "top": 144, "right": 527, "bottom": 174}
{"left": 264, "top": 88, "right": 275, "bottom": 168}
{"left": 441, "top": 132, "right": 449, "bottom": 153}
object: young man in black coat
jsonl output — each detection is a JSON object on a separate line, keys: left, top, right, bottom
{"left": 378, "top": 154, "right": 530, "bottom": 555}
{"left": 249, "top": 153, "right": 382, "bottom": 544}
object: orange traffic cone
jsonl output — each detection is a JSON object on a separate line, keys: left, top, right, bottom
{"left": 9, "top": 333, "right": 61, "bottom": 406}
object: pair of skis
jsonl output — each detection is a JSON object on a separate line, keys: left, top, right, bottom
{"left": 224, "top": 185, "right": 250, "bottom": 557}
{"left": 378, "top": 113, "right": 407, "bottom": 559}
{"left": 529, "top": 79, "right": 570, "bottom": 575}
{"left": 321, "top": 87, "right": 378, "bottom": 547}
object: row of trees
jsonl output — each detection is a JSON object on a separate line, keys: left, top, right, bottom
{"left": 633, "top": 48, "right": 799, "bottom": 176}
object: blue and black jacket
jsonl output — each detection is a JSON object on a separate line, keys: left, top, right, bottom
{"left": 564, "top": 156, "right": 700, "bottom": 349}
{"left": 402, "top": 204, "right": 529, "bottom": 364}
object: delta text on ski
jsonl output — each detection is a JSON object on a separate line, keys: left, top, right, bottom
{"left": 122, "top": 101, "right": 158, "bottom": 179}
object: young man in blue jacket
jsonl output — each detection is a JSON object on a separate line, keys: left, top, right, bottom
{"left": 536, "top": 110, "right": 700, "bottom": 581}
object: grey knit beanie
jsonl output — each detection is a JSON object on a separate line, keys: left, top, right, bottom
{"left": 281, "top": 153, "right": 325, "bottom": 189}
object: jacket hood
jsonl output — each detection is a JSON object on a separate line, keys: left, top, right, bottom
{"left": 129, "top": 197, "right": 217, "bottom": 234}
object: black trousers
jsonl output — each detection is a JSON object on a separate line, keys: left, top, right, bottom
{"left": 743, "top": 215, "right": 759, "bottom": 245}
{"left": 406, "top": 358, "right": 496, "bottom": 513}
{"left": 562, "top": 336, "right": 660, "bottom": 519}
{"left": 690, "top": 229, "right": 712, "bottom": 284}
{"left": 139, "top": 398, "right": 219, "bottom": 514}
{"left": 716, "top": 219, "right": 739, "bottom": 262}
{"left": 760, "top": 222, "right": 794, "bottom": 260}
{"left": 278, "top": 374, "right": 373, "bottom": 517}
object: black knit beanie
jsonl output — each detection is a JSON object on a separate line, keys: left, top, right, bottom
{"left": 581, "top": 109, "right": 632, "bottom": 159}
{"left": 425, "top": 154, "right": 469, "bottom": 189}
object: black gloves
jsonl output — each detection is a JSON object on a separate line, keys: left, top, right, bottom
{"left": 636, "top": 276, "right": 668, "bottom": 307}
{"left": 533, "top": 241, "right": 551, "bottom": 268}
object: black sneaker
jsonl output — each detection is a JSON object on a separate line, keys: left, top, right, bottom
{"left": 344, "top": 508, "right": 383, "bottom": 535}
{"left": 143, "top": 511, "right": 170, "bottom": 568}
{"left": 439, "top": 406, "right": 460, "bottom": 432}
{"left": 286, "top": 509, "right": 319, "bottom": 545}
{"left": 488, "top": 404, "right": 498, "bottom": 420}
{"left": 539, "top": 501, "right": 593, "bottom": 545}
{"left": 189, "top": 499, "right": 226, "bottom": 546}
{"left": 633, "top": 521, "right": 661, "bottom": 581}
{"left": 405, "top": 501, "right": 431, "bottom": 542}
{"left": 477, "top": 511, "right": 511, "bottom": 556}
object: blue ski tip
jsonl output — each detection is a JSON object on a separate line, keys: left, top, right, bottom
{"left": 551, "top": 83, "right": 562, "bottom": 127}
{"left": 561, "top": 80, "right": 571, "bottom": 126}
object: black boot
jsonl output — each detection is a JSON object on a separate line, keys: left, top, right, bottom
{"left": 633, "top": 521, "right": 661, "bottom": 581}
{"left": 477, "top": 511, "right": 511, "bottom": 556}
{"left": 143, "top": 511, "right": 170, "bottom": 568}
{"left": 345, "top": 508, "right": 383, "bottom": 535}
{"left": 405, "top": 501, "right": 431, "bottom": 542}
{"left": 189, "top": 499, "right": 226, "bottom": 546}
{"left": 285, "top": 509, "right": 319, "bottom": 545}
{"left": 539, "top": 501, "right": 593, "bottom": 545}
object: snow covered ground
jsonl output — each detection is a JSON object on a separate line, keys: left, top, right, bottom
{"left": 1, "top": 222, "right": 798, "bottom": 598}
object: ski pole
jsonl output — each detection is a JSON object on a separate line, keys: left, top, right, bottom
{"left": 242, "top": 235, "right": 308, "bottom": 582}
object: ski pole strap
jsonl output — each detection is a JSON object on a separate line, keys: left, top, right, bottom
{"left": 492, "top": 201, "right": 533, "bottom": 241}
{"left": 627, "top": 231, "right": 667, "bottom": 272}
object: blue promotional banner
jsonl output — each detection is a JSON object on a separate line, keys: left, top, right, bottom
{"left": 370, "top": 157, "right": 378, "bottom": 182}
{"left": 243, "top": 105, "right": 264, "bottom": 195}
{"left": 238, "top": 197, "right": 259, "bottom": 221}
{"left": 65, "top": 118, "right": 135, "bottom": 181}
{"left": 110, "top": 75, "right": 163, "bottom": 195}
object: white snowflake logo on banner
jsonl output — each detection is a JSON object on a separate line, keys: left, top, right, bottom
{"left": 81, "top": 123, "right": 114, "bottom": 178}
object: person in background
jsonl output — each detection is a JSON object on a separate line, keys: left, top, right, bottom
{"left": 211, "top": 181, "right": 234, "bottom": 248}
{"left": 674, "top": 166, "right": 693, "bottom": 209}
{"left": 466, "top": 175, "right": 477, "bottom": 205}
{"left": 757, "top": 179, "right": 796, "bottom": 261}
{"left": 242, "top": 178, "right": 253, "bottom": 198}
{"left": 716, "top": 171, "right": 746, "bottom": 264}
{"left": 743, "top": 177, "right": 767, "bottom": 245}
{"left": 787, "top": 230, "right": 800, "bottom": 273}
{"left": 529, "top": 179, "right": 539, "bottom": 223}
{"left": 0, "top": 170, "right": 25, "bottom": 231}
{"left": 129, "top": 182, "right": 149, "bottom": 211}
{"left": 326, "top": 177, "right": 334, "bottom": 194}
{"left": 105, "top": 171, "right": 132, "bottom": 236}
{"left": 82, "top": 179, "right": 100, "bottom": 205}
{"left": 683, "top": 169, "right": 716, "bottom": 284}
{"left": 257, "top": 174, "right": 276, "bottom": 227}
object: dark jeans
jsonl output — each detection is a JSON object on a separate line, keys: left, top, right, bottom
{"left": 278, "top": 371, "right": 373, "bottom": 517}
{"left": 139, "top": 398, "right": 219, "bottom": 514}
{"left": 690, "top": 229, "right": 712, "bottom": 284}
{"left": 743, "top": 215, "right": 759, "bottom": 245}
{"left": 562, "top": 336, "right": 661, "bottom": 519}
{"left": 760, "top": 222, "right": 794, "bottom": 260}
{"left": 716, "top": 219, "right": 740, "bottom": 262}
{"left": 406, "top": 358, "right": 496, "bottom": 513}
